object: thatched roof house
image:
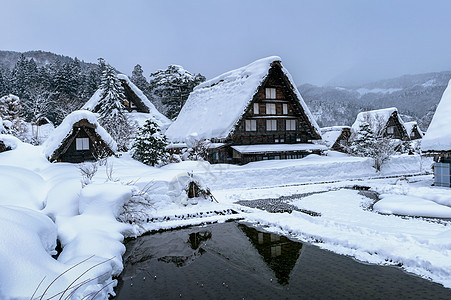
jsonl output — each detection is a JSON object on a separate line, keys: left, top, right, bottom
{"left": 351, "top": 107, "right": 409, "bottom": 140}
{"left": 403, "top": 121, "right": 423, "bottom": 140}
{"left": 320, "top": 126, "right": 352, "bottom": 152}
{"left": 166, "top": 56, "right": 325, "bottom": 164}
{"left": 43, "top": 110, "right": 116, "bottom": 163}
{"left": 422, "top": 80, "right": 451, "bottom": 187}
{"left": 82, "top": 74, "right": 171, "bottom": 129}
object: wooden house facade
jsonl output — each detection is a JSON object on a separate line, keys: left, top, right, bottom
{"left": 43, "top": 111, "right": 117, "bottom": 163}
{"left": 166, "top": 57, "right": 325, "bottom": 165}
{"left": 422, "top": 80, "right": 451, "bottom": 187}
{"left": 352, "top": 107, "right": 409, "bottom": 141}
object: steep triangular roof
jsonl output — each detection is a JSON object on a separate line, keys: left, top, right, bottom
{"left": 403, "top": 121, "right": 423, "bottom": 138}
{"left": 165, "top": 56, "right": 321, "bottom": 142}
{"left": 422, "top": 79, "right": 451, "bottom": 151}
{"left": 82, "top": 74, "right": 171, "bottom": 129}
{"left": 43, "top": 110, "right": 117, "bottom": 160}
{"left": 320, "top": 126, "right": 350, "bottom": 148}
{"left": 351, "top": 107, "right": 405, "bottom": 135}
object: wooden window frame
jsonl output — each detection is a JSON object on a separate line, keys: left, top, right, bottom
{"left": 76, "top": 137, "right": 89, "bottom": 151}
{"left": 253, "top": 103, "right": 259, "bottom": 114}
{"left": 283, "top": 103, "right": 288, "bottom": 114}
{"left": 286, "top": 119, "right": 296, "bottom": 131}
{"left": 245, "top": 119, "right": 257, "bottom": 131}
{"left": 265, "top": 88, "right": 276, "bottom": 99}
{"left": 266, "top": 103, "right": 276, "bottom": 115}
{"left": 266, "top": 119, "right": 277, "bottom": 131}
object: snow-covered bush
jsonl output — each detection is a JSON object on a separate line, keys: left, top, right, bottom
{"left": 348, "top": 121, "right": 396, "bottom": 171}
{"left": 168, "top": 172, "right": 217, "bottom": 206}
{"left": 131, "top": 119, "right": 169, "bottom": 166}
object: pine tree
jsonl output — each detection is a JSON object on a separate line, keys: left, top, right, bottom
{"left": 132, "top": 119, "right": 168, "bottom": 166}
{"left": 149, "top": 65, "right": 205, "bottom": 119}
{"left": 97, "top": 64, "right": 134, "bottom": 151}
{"left": 131, "top": 64, "right": 149, "bottom": 92}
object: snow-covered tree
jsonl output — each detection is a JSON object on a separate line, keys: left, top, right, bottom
{"left": 149, "top": 65, "right": 205, "bottom": 119}
{"left": 97, "top": 64, "right": 134, "bottom": 151}
{"left": 348, "top": 122, "right": 396, "bottom": 171}
{"left": 131, "top": 64, "right": 149, "bottom": 92}
{"left": 0, "top": 94, "right": 28, "bottom": 141}
{"left": 131, "top": 119, "right": 168, "bottom": 166}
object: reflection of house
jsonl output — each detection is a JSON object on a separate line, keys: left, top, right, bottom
{"left": 165, "top": 56, "right": 325, "bottom": 165}
{"left": 82, "top": 74, "right": 171, "bottom": 129}
{"left": 320, "top": 126, "right": 351, "bottom": 152}
{"left": 43, "top": 110, "right": 116, "bottom": 163}
{"left": 352, "top": 107, "right": 409, "bottom": 140}
{"left": 238, "top": 224, "right": 303, "bottom": 285}
{"left": 422, "top": 80, "right": 451, "bottom": 187}
{"left": 403, "top": 121, "right": 423, "bottom": 140}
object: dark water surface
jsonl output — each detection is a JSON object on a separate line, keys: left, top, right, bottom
{"left": 115, "top": 222, "right": 450, "bottom": 299}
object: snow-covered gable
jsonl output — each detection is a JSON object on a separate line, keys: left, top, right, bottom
{"left": 82, "top": 74, "right": 171, "bottom": 129}
{"left": 352, "top": 107, "right": 404, "bottom": 135}
{"left": 43, "top": 110, "right": 117, "bottom": 159}
{"left": 403, "top": 121, "right": 423, "bottom": 138}
{"left": 165, "top": 56, "right": 321, "bottom": 142}
{"left": 422, "top": 79, "right": 451, "bottom": 152}
{"left": 320, "top": 126, "right": 350, "bottom": 148}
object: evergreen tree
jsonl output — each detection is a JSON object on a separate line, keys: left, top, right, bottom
{"left": 11, "top": 54, "right": 29, "bottom": 98}
{"left": 132, "top": 119, "right": 168, "bottom": 166}
{"left": 97, "top": 64, "right": 134, "bottom": 151}
{"left": 131, "top": 64, "right": 149, "bottom": 92}
{"left": 149, "top": 65, "right": 205, "bottom": 119}
{"left": 0, "top": 94, "right": 28, "bottom": 142}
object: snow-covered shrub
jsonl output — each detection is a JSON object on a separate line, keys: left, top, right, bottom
{"left": 131, "top": 119, "right": 169, "bottom": 166}
{"left": 168, "top": 172, "right": 217, "bottom": 206}
{"left": 348, "top": 122, "right": 396, "bottom": 171}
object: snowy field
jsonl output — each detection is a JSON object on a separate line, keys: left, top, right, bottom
{"left": 1, "top": 139, "right": 451, "bottom": 299}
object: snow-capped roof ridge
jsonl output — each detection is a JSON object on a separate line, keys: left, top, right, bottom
{"left": 352, "top": 107, "right": 404, "bottom": 133}
{"left": 321, "top": 126, "right": 351, "bottom": 133}
{"left": 82, "top": 74, "right": 171, "bottom": 129}
{"left": 42, "top": 110, "right": 117, "bottom": 158}
{"left": 166, "top": 56, "right": 320, "bottom": 142}
{"left": 422, "top": 79, "right": 451, "bottom": 151}
{"left": 403, "top": 121, "right": 423, "bottom": 137}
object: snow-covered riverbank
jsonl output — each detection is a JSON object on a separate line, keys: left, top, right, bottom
{"left": 1, "top": 140, "right": 450, "bottom": 299}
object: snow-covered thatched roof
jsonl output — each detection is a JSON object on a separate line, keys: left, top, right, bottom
{"left": 403, "top": 121, "right": 423, "bottom": 138}
{"left": 165, "top": 56, "right": 320, "bottom": 142}
{"left": 42, "top": 110, "right": 117, "bottom": 159}
{"left": 82, "top": 74, "right": 171, "bottom": 129}
{"left": 320, "top": 126, "right": 350, "bottom": 148}
{"left": 351, "top": 107, "right": 404, "bottom": 134}
{"left": 422, "top": 79, "right": 451, "bottom": 152}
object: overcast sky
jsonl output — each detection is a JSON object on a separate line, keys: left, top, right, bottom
{"left": 2, "top": 0, "right": 451, "bottom": 86}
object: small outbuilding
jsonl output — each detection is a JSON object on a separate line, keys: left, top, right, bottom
{"left": 403, "top": 121, "right": 423, "bottom": 140}
{"left": 422, "top": 80, "right": 451, "bottom": 187}
{"left": 352, "top": 107, "right": 409, "bottom": 141}
{"left": 320, "top": 126, "right": 352, "bottom": 152}
{"left": 43, "top": 110, "right": 117, "bottom": 163}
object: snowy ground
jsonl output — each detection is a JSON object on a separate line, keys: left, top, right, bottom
{"left": 1, "top": 141, "right": 451, "bottom": 299}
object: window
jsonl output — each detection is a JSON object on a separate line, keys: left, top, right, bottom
{"left": 75, "top": 138, "right": 89, "bottom": 150}
{"left": 245, "top": 119, "right": 257, "bottom": 131}
{"left": 387, "top": 126, "right": 395, "bottom": 134}
{"left": 253, "top": 103, "right": 259, "bottom": 114}
{"left": 283, "top": 103, "right": 288, "bottom": 114}
{"left": 296, "top": 137, "right": 301, "bottom": 142}
{"left": 266, "top": 103, "right": 276, "bottom": 114}
{"left": 266, "top": 119, "right": 277, "bottom": 131}
{"left": 265, "top": 88, "right": 276, "bottom": 99}
{"left": 274, "top": 139, "right": 279, "bottom": 143}
{"left": 286, "top": 119, "right": 296, "bottom": 131}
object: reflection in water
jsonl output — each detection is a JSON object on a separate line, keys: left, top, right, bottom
{"left": 116, "top": 222, "right": 451, "bottom": 300}
{"left": 157, "top": 230, "right": 212, "bottom": 267}
{"left": 239, "top": 224, "right": 303, "bottom": 285}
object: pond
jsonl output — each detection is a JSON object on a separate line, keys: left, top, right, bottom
{"left": 115, "top": 222, "right": 450, "bottom": 299}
